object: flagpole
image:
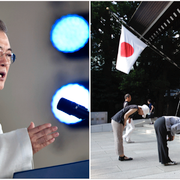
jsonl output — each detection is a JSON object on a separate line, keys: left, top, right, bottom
{"left": 106, "top": 7, "right": 180, "bottom": 70}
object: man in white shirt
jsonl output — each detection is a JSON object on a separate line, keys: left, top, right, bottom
{"left": 154, "top": 116, "right": 180, "bottom": 166}
{"left": 122, "top": 94, "right": 135, "bottom": 143}
{"left": 0, "top": 19, "right": 59, "bottom": 178}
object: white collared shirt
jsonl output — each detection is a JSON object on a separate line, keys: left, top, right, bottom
{"left": 164, "top": 116, "right": 180, "bottom": 136}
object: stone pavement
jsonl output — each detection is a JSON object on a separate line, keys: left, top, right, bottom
{"left": 91, "top": 119, "right": 180, "bottom": 179}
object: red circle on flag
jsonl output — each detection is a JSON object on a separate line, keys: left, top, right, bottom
{"left": 120, "top": 42, "right": 134, "bottom": 57}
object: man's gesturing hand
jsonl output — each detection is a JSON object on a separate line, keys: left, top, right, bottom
{"left": 28, "top": 122, "right": 59, "bottom": 154}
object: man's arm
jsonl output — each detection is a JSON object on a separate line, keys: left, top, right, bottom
{"left": 0, "top": 128, "right": 33, "bottom": 178}
{"left": 0, "top": 122, "right": 59, "bottom": 178}
{"left": 167, "top": 131, "right": 174, "bottom": 141}
{"left": 150, "top": 105, "right": 154, "bottom": 113}
{"left": 124, "top": 109, "right": 137, "bottom": 127}
{"left": 123, "top": 102, "right": 131, "bottom": 123}
{"left": 169, "top": 123, "right": 180, "bottom": 140}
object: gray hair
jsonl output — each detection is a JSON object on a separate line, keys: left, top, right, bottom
{"left": 0, "top": 20, "right": 7, "bottom": 33}
{"left": 124, "top": 94, "right": 131, "bottom": 99}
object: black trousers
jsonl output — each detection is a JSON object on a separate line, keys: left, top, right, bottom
{"left": 154, "top": 117, "right": 171, "bottom": 164}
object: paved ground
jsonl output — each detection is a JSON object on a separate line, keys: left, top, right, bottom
{"left": 91, "top": 120, "right": 180, "bottom": 179}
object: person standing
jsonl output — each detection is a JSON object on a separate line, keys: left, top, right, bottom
{"left": 154, "top": 116, "right": 180, "bottom": 166}
{"left": 122, "top": 94, "right": 135, "bottom": 143}
{"left": 147, "top": 99, "right": 154, "bottom": 124}
{"left": 111, "top": 104, "right": 149, "bottom": 161}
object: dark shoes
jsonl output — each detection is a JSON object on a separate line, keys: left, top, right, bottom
{"left": 164, "top": 161, "right": 177, "bottom": 166}
{"left": 119, "top": 156, "right": 133, "bottom": 161}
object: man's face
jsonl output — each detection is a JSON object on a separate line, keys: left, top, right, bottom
{"left": 0, "top": 31, "right": 11, "bottom": 90}
{"left": 127, "top": 96, "right": 131, "bottom": 102}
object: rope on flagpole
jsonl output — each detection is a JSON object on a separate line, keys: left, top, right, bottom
{"left": 106, "top": 7, "right": 180, "bottom": 70}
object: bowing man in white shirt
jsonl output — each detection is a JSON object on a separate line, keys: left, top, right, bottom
{"left": 154, "top": 116, "right": 180, "bottom": 166}
{"left": 0, "top": 20, "right": 59, "bottom": 178}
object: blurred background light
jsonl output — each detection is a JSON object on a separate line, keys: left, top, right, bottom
{"left": 50, "top": 14, "right": 89, "bottom": 53}
{"left": 51, "top": 83, "right": 89, "bottom": 125}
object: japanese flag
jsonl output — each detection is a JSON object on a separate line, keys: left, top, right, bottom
{"left": 116, "top": 25, "right": 147, "bottom": 74}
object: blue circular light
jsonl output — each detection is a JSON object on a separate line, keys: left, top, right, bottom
{"left": 51, "top": 83, "right": 89, "bottom": 124}
{"left": 50, "top": 14, "right": 89, "bottom": 53}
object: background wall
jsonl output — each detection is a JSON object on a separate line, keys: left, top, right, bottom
{"left": 0, "top": 1, "right": 89, "bottom": 169}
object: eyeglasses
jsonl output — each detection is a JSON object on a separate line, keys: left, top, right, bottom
{"left": 0, "top": 49, "right": 16, "bottom": 64}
